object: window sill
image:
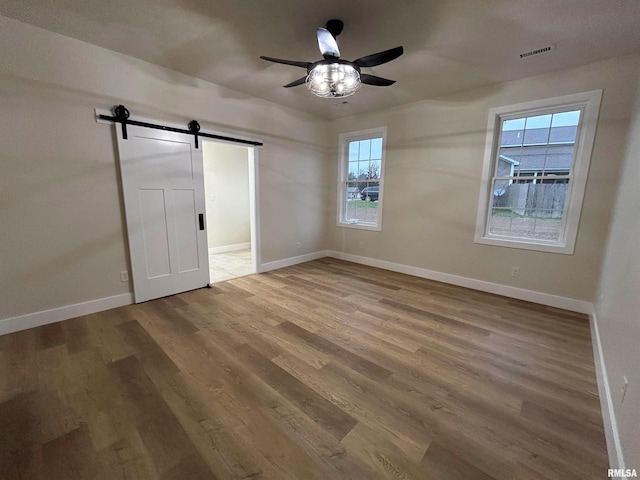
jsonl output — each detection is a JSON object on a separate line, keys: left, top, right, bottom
{"left": 474, "top": 234, "right": 574, "bottom": 255}
{"left": 337, "top": 221, "right": 382, "bottom": 232}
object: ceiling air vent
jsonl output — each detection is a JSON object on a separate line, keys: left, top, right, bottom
{"left": 519, "top": 45, "right": 555, "bottom": 59}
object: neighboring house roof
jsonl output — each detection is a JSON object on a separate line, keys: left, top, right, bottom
{"left": 501, "top": 126, "right": 578, "bottom": 146}
{"left": 499, "top": 144, "right": 574, "bottom": 172}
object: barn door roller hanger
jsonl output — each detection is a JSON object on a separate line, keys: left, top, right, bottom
{"left": 98, "top": 105, "right": 263, "bottom": 148}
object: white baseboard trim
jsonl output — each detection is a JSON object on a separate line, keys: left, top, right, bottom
{"left": 257, "top": 249, "right": 591, "bottom": 313}
{"left": 0, "top": 293, "right": 133, "bottom": 336}
{"left": 208, "top": 242, "right": 251, "bottom": 255}
{"left": 259, "top": 250, "right": 330, "bottom": 273}
{"left": 589, "top": 309, "right": 625, "bottom": 471}
{"left": 326, "top": 250, "right": 592, "bottom": 314}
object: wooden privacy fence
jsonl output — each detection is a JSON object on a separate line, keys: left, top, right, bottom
{"left": 496, "top": 183, "right": 567, "bottom": 218}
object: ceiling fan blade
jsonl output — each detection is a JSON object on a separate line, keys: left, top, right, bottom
{"left": 260, "top": 56, "right": 311, "bottom": 69}
{"left": 283, "top": 76, "right": 307, "bottom": 88}
{"left": 317, "top": 27, "right": 340, "bottom": 58}
{"left": 360, "top": 74, "right": 396, "bottom": 86}
{"left": 354, "top": 46, "right": 404, "bottom": 68}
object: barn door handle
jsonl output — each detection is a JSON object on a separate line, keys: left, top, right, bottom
{"left": 198, "top": 214, "right": 205, "bottom": 230}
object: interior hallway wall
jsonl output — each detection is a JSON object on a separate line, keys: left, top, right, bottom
{"left": 203, "top": 142, "right": 250, "bottom": 250}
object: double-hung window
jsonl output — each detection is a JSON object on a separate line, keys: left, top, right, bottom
{"left": 475, "top": 91, "right": 601, "bottom": 254}
{"left": 337, "top": 127, "right": 387, "bottom": 231}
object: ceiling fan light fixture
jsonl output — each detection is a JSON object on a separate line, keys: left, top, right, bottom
{"left": 260, "top": 19, "right": 402, "bottom": 96}
{"left": 306, "top": 63, "right": 361, "bottom": 98}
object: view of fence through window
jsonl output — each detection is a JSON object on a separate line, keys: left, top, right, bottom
{"left": 488, "top": 109, "right": 581, "bottom": 242}
{"left": 344, "top": 136, "right": 383, "bottom": 225}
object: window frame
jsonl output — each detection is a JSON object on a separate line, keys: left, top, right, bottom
{"left": 337, "top": 126, "right": 387, "bottom": 231}
{"left": 474, "top": 90, "right": 602, "bottom": 254}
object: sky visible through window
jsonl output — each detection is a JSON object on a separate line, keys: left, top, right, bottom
{"left": 348, "top": 138, "right": 382, "bottom": 179}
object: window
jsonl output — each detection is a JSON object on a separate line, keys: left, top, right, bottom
{"left": 475, "top": 91, "right": 601, "bottom": 254}
{"left": 337, "top": 127, "right": 387, "bottom": 230}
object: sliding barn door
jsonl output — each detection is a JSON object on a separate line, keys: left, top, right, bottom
{"left": 117, "top": 125, "right": 209, "bottom": 303}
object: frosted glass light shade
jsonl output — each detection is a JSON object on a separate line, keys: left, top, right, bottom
{"left": 306, "top": 63, "right": 361, "bottom": 98}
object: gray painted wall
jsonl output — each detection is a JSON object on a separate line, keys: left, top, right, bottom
{"left": 595, "top": 66, "right": 640, "bottom": 470}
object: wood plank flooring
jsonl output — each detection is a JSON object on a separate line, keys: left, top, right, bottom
{"left": 0, "top": 258, "right": 608, "bottom": 479}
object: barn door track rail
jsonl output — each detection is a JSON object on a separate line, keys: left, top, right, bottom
{"left": 99, "top": 105, "right": 263, "bottom": 148}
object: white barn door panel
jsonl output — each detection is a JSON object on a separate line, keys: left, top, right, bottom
{"left": 117, "top": 125, "right": 209, "bottom": 303}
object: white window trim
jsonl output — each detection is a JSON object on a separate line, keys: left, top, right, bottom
{"left": 474, "top": 90, "right": 602, "bottom": 254}
{"left": 337, "top": 126, "right": 387, "bottom": 231}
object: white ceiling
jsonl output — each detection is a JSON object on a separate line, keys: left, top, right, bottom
{"left": 2, "top": 0, "right": 639, "bottom": 119}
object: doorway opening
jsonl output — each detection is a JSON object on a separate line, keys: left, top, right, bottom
{"left": 202, "top": 140, "right": 259, "bottom": 283}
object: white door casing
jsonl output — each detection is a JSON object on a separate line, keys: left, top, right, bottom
{"left": 117, "top": 125, "right": 209, "bottom": 302}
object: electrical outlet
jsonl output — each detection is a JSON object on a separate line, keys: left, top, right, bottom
{"left": 120, "top": 270, "right": 129, "bottom": 282}
{"left": 511, "top": 267, "right": 520, "bottom": 277}
{"left": 621, "top": 376, "right": 629, "bottom": 404}
{"left": 358, "top": 241, "right": 365, "bottom": 249}
{"left": 296, "top": 242, "right": 302, "bottom": 250}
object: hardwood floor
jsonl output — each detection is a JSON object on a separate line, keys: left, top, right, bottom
{"left": 0, "top": 258, "right": 608, "bottom": 479}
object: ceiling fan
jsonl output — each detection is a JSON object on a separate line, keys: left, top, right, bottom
{"left": 260, "top": 19, "right": 404, "bottom": 98}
